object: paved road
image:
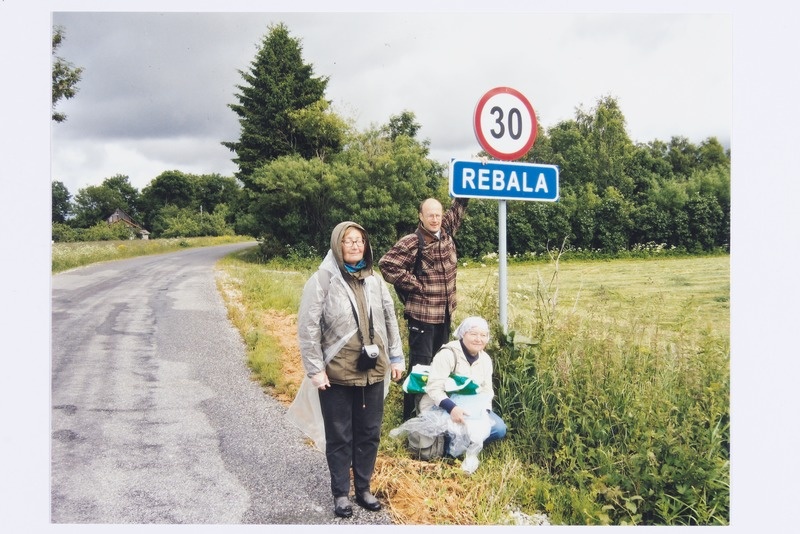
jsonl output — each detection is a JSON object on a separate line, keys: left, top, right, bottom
{"left": 50, "top": 243, "right": 393, "bottom": 525}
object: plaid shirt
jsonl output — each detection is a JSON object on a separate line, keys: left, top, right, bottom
{"left": 379, "top": 198, "right": 468, "bottom": 324}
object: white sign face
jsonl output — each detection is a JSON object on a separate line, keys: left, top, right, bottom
{"left": 473, "top": 87, "right": 537, "bottom": 160}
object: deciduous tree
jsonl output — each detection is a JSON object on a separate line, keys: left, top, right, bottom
{"left": 141, "top": 171, "right": 196, "bottom": 210}
{"left": 72, "top": 187, "right": 128, "bottom": 229}
{"left": 288, "top": 98, "right": 348, "bottom": 162}
{"left": 576, "top": 95, "right": 635, "bottom": 196}
{"left": 52, "top": 180, "right": 72, "bottom": 223}
{"left": 101, "top": 175, "right": 140, "bottom": 216}
{"left": 52, "top": 25, "right": 83, "bottom": 123}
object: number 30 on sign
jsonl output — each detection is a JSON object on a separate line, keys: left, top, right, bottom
{"left": 473, "top": 87, "right": 537, "bottom": 161}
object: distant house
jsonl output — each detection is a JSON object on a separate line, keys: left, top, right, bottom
{"left": 107, "top": 208, "right": 150, "bottom": 240}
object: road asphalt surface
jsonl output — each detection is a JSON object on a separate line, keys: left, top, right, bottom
{"left": 50, "top": 243, "right": 393, "bottom": 525}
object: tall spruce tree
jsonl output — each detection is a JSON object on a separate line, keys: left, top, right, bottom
{"left": 222, "top": 23, "right": 328, "bottom": 187}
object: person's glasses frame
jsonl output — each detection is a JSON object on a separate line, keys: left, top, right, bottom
{"left": 464, "top": 330, "right": 490, "bottom": 341}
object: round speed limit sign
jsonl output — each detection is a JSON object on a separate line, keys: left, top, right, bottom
{"left": 473, "top": 86, "right": 537, "bottom": 160}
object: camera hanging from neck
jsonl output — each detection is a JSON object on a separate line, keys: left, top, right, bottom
{"left": 350, "top": 296, "right": 378, "bottom": 379}
{"left": 348, "top": 296, "right": 374, "bottom": 346}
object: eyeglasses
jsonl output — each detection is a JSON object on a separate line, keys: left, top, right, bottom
{"left": 342, "top": 238, "right": 365, "bottom": 247}
{"left": 464, "top": 330, "right": 489, "bottom": 340}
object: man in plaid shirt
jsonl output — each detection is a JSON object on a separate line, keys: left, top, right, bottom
{"left": 379, "top": 196, "right": 469, "bottom": 421}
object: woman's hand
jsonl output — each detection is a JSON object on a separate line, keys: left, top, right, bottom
{"left": 450, "top": 406, "right": 468, "bottom": 424}
{"left": 390, "top": 363, "right": 405, "bottom": 382}
{"left": 311, "top": 370, "right": 330, "bottom": 390}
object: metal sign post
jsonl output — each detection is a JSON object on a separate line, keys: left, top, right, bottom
{"left": 453, "top": 87, "right": 558, "bottom": 334}
{"left": 498, "top": 199, "right": 508, "bottom": 332}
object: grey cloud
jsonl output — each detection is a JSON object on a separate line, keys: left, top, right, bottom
{"left": 50, "top": 11, "right": 731, "bottom": 194}
{"left": 53, "top": 12, "right": 286, "bottom": 140}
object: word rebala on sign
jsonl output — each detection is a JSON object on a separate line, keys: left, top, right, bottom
{"left": 449, "top": 159, "right": 559, "bottom": 202}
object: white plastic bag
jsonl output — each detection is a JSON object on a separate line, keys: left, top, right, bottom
{"left": 390, "top": 394, "right": 493, "bottom": 473}
{"left": 389, "top": 406, "right": 452, "bottom": 441}
{"left": 285, "top": 376, "right": 326, "bottom": 452}
{"left": 287, "top": 369, "right": 392, "bottom": 453}
{"left": 450, "top": 393, "right": 492, "bottom": 473}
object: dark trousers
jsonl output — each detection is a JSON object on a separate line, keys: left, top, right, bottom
{"left": 318, "top": 381, "right": 385, "bottom": 497}
{"left": 403, "top": 317, "right": 451, "bottom": 421}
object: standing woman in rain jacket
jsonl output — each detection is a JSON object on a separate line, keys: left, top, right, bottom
{"left": 296, "top": 221, "right": 405, "bottom": 518}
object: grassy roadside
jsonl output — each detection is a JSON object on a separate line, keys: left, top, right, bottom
{"left": 51, "top": 238, "right": 729, "bottom": 523}
{"left": 215, "top": 248, "right": 312, "bottom": 404}
{"left": 213, "top": 250, "right": 527, "bottom": 524}
{"left": 51, "top": 235, "right": 253, "bottom": 273}
{"left": 215, "top": 252, "right": 730, "bottom": 525}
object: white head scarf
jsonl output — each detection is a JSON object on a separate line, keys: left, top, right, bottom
{"left": 454, "top": 316, "right": 490, "bottom": 341}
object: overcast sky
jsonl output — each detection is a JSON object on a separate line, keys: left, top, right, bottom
{"left": 49, "top": 10, "right": 732, "bottom": 194}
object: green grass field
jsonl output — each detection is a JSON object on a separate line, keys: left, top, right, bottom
{"left": 215, "top": 251, "right": 729, "bottom": 526}
{"left": 457, "top": 256, "right": 729, "bottom": 346}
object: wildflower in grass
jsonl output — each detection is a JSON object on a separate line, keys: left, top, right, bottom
{"left": 482, "top": 252, "right": 499, "bottom": 263}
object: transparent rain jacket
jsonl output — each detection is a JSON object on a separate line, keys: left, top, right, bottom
{"left": 289, "top": 249, "right": 404, "bottom": 451}
{"left": 296, "top": 249, "right": 404, "bottom": 385}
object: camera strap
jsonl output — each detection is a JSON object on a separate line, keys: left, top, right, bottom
{"left": 348, "top": 293, "right": 374, "bottom": 345}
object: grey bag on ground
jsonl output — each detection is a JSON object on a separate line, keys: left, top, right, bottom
{"left": 407, "top": 431, "right": 445, "bottom": 461}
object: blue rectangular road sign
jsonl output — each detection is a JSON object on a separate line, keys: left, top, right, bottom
{"left": 449, "top": 159, "right": 559, "bottom": 202}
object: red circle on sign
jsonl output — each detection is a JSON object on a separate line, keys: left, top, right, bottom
{"left": 473, "top": 86, "right": 537, "bottom": 160}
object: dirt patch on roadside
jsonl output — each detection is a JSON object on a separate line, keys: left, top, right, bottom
{"left": 215, "top": 268, "right": 304, "bottom": 405}
{"left": 259, "top": 309, "right": 304, "bottom": 405}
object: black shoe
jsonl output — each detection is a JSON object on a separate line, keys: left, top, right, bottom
{"left": 355, "top": 491, "right": 382, "bottom": 512}
{"left": 334, "top": 496, "right": 353, "bottom": 518}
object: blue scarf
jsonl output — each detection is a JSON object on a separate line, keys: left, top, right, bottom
{"left": 344, "top": 259, "right": 367, "bottom": 273}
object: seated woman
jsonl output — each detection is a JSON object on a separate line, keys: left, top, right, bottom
{"left": 418, "top": 316, "right": 507, "bottom": 446}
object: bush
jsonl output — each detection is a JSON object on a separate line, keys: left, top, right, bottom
{"left": 81, "top": 221, "right": 136, "bottom": 241}
{"left": 154, "top": 206, "right": 235, "bottom": 238}
{"left": 257, "top": 233, "right": 288, "bottom": 259}
{"left": 489, "top": 290, "right": 729, "bottom": 525}
{"left": 52, "top": 222, "right": 79, "bottom": 242}
{"left": 160, "top": 211, "right": 202, "bottom": 238}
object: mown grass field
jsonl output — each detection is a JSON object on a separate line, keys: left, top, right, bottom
{"left": 459, "top": 256, "right": 729, "bottom": 347}
{"left": 215, "top": 251, "right": 730, "bottom": 526}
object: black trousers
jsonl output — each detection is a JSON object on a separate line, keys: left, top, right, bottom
{"left": 403, "top": 317, "right": 451, "bottom": 421}
{"left": 318, "top": 381, "right": 385, "bottom": 498}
